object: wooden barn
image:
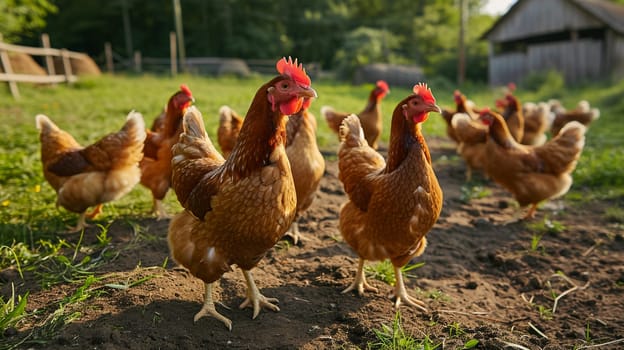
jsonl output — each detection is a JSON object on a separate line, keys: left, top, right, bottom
{"left": 482, "top": 0, "right": 624, "bottom": 85}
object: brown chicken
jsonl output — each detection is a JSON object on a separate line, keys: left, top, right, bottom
{"left": 521, "top": 102, "right": 551, "bottom": 146}
{"left": 167, "top": 57, "right": 317, "bottom": 330}
{"left": 337, "top": 83, "right": 443, "bottom": 310}
{"left": 321, "top": 80, "right": 390, "bottom": 149}
{"left": 140, "top": 85, "right": 194, "bottom": 218}
{"left": 498, "top": 93, "right": 525, "bottom": 142}
{"left": 451, "top": 112, "right": 489, "bottom": 181}
{"left": 551, "top": 100, "right": 600, "bottom": 136}
{"left": 441, "top": 90, "right": 478, "bottom": 143}
{"left": 216, "top": 105, "right": 244, "bottom": 158}
{"left": 479, "top": 109, "right": 587, "bottom": 219}
{"left": 283, "top": 101, "right": 326, "bottom": 244}
{"left": 36, "top": 112, "right": 146, "bottom": 231}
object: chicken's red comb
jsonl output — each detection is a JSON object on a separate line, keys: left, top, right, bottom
{"left": 180, "top": 84, "right": 192, "bottom": 97}
{"left": 479, "top": 107, "right": 491, "bottom": 116}
{"left": 453, "top": 89, "right": 461, "bottom": 97}
{"left": 376, "top": 80, "right": 389, "bottom": 91}
{"left": 507, "top": 82, "right": 516, "bottom": 92}
{"left": 413, "top": 83, "right": 435, "bottom": 103}
{"left": 276, "top": 57, "right": 310, "bottom": 88}
{"left": 495, "top": 98, "right": 506, "bottom": 108}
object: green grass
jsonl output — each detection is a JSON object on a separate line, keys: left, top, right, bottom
{"left": 0, "top": 73, "right": 622, "bottom": 347}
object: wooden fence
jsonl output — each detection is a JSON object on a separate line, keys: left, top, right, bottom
{"left": 0, "top": 34, "right": 83, "bottom": 99}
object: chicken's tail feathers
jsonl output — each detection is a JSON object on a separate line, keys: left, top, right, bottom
{"left": 121, "top": 110, "right": 147, "bottom": 144}
{"left": 35, "top": 114, "right": 58, "bottom": 132}
{"left": 450, "top": 112, "right": 471, "bottom": 129}
{"left": 218, "top": 105, "right": 233, "bottom": 124}
{"left": 558, "top": 121, "right": 587, "bottom": 149}
{"left": 590, "top": 108, "right": 600, "bottom": 121}
{"left": 339, "top": 114, "right": 366, "bottom": 147}
{"left": 183, "top": 106, "right": 208, "bottom": 139}
{"left": 321, "top": 105, "right": 344, "bottom": 134}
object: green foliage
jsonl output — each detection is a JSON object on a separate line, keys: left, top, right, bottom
{"left": 526, "top": 217, "right": 566, "bottom": 236}
{"left": 460, "top": 184, "right": 491, "bottom": 203}
{"left": 0, "top": 0, "right": 57, "bottom": 42}
{"left": 522, "top": 70, "right": 566, "bottom": 97}
{"left": 333, "top": 27, "right": 402, "bottom": 79}
{"left": 366, "top": 261, "right": 425, "bottom": 286}
{"left": 0, "top": 284, "right": 28, "bottom": 334}
{"left": 368, "top": 311, "right": 440, "bottom": 350}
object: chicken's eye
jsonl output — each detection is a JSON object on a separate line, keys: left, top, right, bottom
{"left": 280, "top": 82, "right": 290, "bottom": 90}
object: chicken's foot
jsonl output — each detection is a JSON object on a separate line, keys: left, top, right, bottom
{"left": 282, "top": 219, "right": 303, "bottom": 245}
{"left": 390, "top": 265, "right": 427, "bottom": 312}
{"left": 65, "top": 213, "right": 90, "bottom": 233}
{"left": 523, "top": 204, "right": 538, "bottom": 220}
{"left": 342, "top": 258, "right": 378, "bottom": 295}
{"left": 194, "top": 282, "right": 232, "bottom": 331}
{"left": 85, "top": 204, "right": 103, "bottom": 219}
{"left": 152, "top": 199, "right": 170, "bottom": 220}
{"left": 239, "top": 269, "right": 280, "bottom": 319}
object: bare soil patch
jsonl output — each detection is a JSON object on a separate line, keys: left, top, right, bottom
{"left": 4, "top": 138, "right": 623, "bottom": 349}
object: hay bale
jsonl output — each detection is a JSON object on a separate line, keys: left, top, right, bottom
{"left": 0, "top": 52, "right": 46, "bottom": 75}
{"left": 53, "top": 55, "right": 102, "bottom": 76}
{"left": 353, "top": 63, "right": 425, "bottom": 88}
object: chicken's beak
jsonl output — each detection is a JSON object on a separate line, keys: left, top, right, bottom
{"left": 298, "top": 86, "right": 318, "bottom": 100}
{"left": 425, "top": 103, "right": 442, "bottom": 114}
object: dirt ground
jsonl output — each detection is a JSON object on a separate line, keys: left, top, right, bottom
{"left": 5, "top": 138, "right": 624, "bottom": 349}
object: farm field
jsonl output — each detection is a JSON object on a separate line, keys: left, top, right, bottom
{"left": 0, "top": 74, "right": 623, "bottom": 349}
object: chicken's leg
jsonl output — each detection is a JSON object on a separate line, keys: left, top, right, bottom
{"left": 523, "top": 203, "right": 538, "bottom": 220}
{"left": 66, "top": 212, "right": 89, "bottom": 233}
{"left": 85, "top": 204, "right": 103, "bottom": 219}
{"left": 152, "top": 198, "right": 169, "bottom": 220}
{"left": 390, "top": 265, "right": 427, "bottom": 312}
{"left": 282, "top": 217, "right": 302, "bottom": 245}
{"left": 194, "top": 282, "right": 232, "bottom": 330}
{"left": 239, "top": 269, "right": 280, "bottom": 319}
{"left": 342, "top": 258, "right": 378, "bottom": 295}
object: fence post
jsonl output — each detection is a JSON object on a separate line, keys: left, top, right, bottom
{"left": 134, "top": 51, "right": 142, "bottom": 73}
{"left": 61, "top": 49, "right": 74, "bottom": 84}
{"left": 169, "top": 32, "right": 177, "bottom": 76}
{"left": 105, "top": 42, "right": 114, "bottom": 74}
{"left": 0, "top": 34, "right": 20, "bottom": 99}
{"left": 41, "top": 33, "right": 57, "bottom": 79}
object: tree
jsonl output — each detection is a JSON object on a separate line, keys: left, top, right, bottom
{"left": 0, "top": 0, "right": 57, "bottom": 43}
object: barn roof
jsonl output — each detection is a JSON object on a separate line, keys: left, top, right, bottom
{"left": 482, "top": 0, "right": 624, "bottom": 40}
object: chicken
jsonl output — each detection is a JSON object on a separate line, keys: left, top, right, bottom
{"left": 140, "top": 85, "right": 194, "bottom": 219}
{"left": 479, "top": 109, "right": 586, "bottom": 219}
{"left": 36, "top": 112, "right": 146, "bottom": 231}
{"left": 498, "top": 93, "right": 525, "bottom": 142}
{"left": 521, "top": 102, "right": 551, "bottom": 146}
{"left": 216, "top": 105, "right": 244, "bottom": 158}
{"left": 551, "top": 100, "right": 600, "bottom": 136}
{"left": 321, "top": 80, "right": 390, "bottom": 149}
{"left": 337, "top": 83, "right": 443, "bottom": 310}
{"left": 282, "top": 101, "right": 326, "bottom": 244}
{"left": 441, "top": 90, "right": 478, "bottom": 143}
{"left": 167, "top": 57, "right": 317, "bottom": 330}
{"left": 451, "top": 112, "right": 488, "bottom": 181}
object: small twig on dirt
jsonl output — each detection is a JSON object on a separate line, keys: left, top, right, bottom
{"left": 552, "top": 281, "right": 590, "bottom": 314}
{"left": 595, "top": 318, "right": 607, "bottom": 326}
{"left": 293, "top": 296, "right": 311, "bottom": 303}
{"left": 501, "top": 341, "right": 532, "bottom": 350}
{"left": 520, "top": 293, "right": 534, "bottom": 305}
{"left": 581, "top": 239, "right": 603, "bottom": 257}
{"left": 528, "top": 322, "right": 548, "bottom": 339}
{"left": 576, "top": 338, "right": 624, "bottom": 349}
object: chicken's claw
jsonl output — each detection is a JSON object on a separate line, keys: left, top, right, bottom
{"left": 195, "top": 283, "right": 232, "bottom": 331}
{"left": 391, "top": 265, "right": 427, "bottom": 312}
{"left": 240, "top": 269, "right": 280, "bottom": 319}
{"left": 342, "top": 258, "right": 378, "bottom": 296}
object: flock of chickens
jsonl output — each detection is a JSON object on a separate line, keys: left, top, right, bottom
{"left": 34, "top": 58, "right": 599, "bottom": 330}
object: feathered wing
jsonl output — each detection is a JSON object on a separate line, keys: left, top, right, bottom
{"left": 322, "top": 105, "right": 349, "bottom": 135}
{"left": 532, "top": 121, "right": 586, "bottom": 175}
{"left": 338, "top": 115, "right": 385, "bottom": 211}
{"left": 44, "top": 112, "right": 146, "bottom": 176}
{"left": 171, "top": 106, "right": 226, "bottom": 219}
{"left": 451, "top": 113, "right": 487, "bottom": 143}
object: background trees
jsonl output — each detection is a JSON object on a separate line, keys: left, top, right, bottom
{"left": 4, "top": 0, "right": 501, "bottom": 82}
